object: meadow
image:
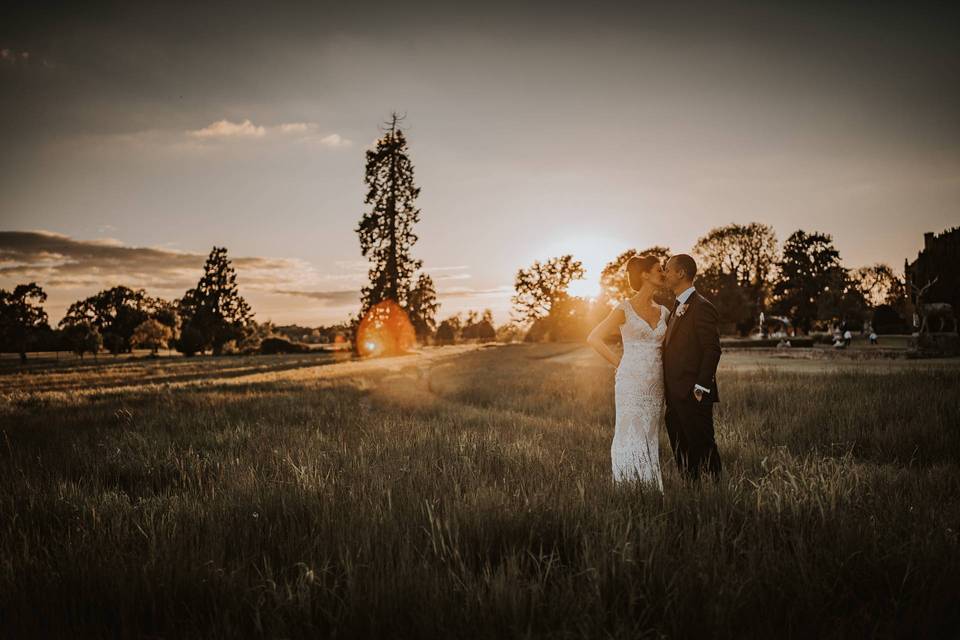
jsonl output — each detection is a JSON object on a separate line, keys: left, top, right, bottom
{"left": 1, "top": 343, "right": 959, "bottom": 639}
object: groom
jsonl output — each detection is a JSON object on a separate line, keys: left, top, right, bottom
{"left": 662, "top": 254, "right": 723, "bottom": 480}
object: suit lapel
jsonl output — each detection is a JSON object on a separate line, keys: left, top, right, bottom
{"left": 664, "top": 294, "right": 695, "bottom": 348}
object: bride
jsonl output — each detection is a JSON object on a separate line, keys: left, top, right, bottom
{"left": 587, "top": 255, "right": 669, "bottom": 490}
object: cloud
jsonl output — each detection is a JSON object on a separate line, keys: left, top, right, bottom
{"left": 317, "top": 133, "right": 351, "bottom": 148}
{"left": 278, "top": 122, "right": 315, "bottom": 134}
{"left": 437, "top": 285, "right": 513, "bottom": 299}
{"left": 186, "top": 119, "right": 352, "bottom": 147}
{"left": 274, "top": 289, "right": 359, "bottom": 304}
{"left": 0, "top": 230, "right": 317, "bottom": 296}
{"left": 189, "top": 119, "right": 266, "bottom": 139}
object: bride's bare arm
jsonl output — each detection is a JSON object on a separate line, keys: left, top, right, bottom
{"left": 587, "top": 305, "right": 625, "bottom": 367}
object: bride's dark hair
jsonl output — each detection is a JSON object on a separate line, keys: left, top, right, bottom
{"left": 625, "top": 254, "right": 661, "bottom": 292}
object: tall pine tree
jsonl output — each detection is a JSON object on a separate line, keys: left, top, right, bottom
{"left": 407, "top": 273, "right": 439, "bottom": 342}
{"left": 356, "top": 113, "right": 423, "bottom": 312}
{"left": 177, "top": 246, "right": 253, "bottom": 355}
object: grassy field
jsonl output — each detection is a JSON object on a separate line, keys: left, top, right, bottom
{"left": 2, "top": 344, "right": 959, "bottom": 638}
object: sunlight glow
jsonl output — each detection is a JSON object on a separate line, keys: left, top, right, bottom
{"left": 537, "top": 232, "right": 630, "bottom": 300}
{"left": 356, "top": 300, "right": 416, "bottom": 357}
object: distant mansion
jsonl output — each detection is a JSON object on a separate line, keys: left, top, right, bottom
{"left": 905, "top": 226, "right": 960, "bottom": 313}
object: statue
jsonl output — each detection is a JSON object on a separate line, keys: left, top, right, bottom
{"left": 909, "top": 277, "right": 959, "bottom": 357}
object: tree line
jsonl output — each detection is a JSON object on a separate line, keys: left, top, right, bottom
{"left": 510, "top": 223, "right": 910, "bottom": 343}
{"left": 0, "top": 114, "right": 922, "bottom": 361}
{"left": 0, "top": 246, "right": 345, "bottom": 362}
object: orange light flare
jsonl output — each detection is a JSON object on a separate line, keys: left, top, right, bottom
{"left": 356, "top": 299, "right": 417, "bottom": 358}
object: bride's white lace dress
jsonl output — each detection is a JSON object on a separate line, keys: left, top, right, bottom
{"left": 612, "top": 300, "right": 668, "bottom": 489}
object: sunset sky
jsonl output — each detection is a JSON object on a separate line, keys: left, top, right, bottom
{"left": 1, "top": 1, "right": 958, "bottom": 326}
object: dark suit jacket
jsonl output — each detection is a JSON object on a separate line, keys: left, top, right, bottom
{"left": 663, "top": 291, "right": 722, "bottom": 403}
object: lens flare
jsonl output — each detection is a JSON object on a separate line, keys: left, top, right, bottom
{"left": 356, "top": 299, "right": 416, "bottom": 357}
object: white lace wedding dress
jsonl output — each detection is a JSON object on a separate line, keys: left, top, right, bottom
{"left": 612, "top": 299, "right": 668, "bottom": 489}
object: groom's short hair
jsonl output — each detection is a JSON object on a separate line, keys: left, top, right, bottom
{"left": 672, "top": 254, "right": 698, "bottom": 281}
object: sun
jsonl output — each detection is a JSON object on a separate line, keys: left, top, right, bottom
{"left": 538, "top": 232, "right": 630, "bottom": 300}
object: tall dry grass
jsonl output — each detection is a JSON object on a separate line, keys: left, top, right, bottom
{"left": 1, "top": 344, "right": 958, "bottom": 638}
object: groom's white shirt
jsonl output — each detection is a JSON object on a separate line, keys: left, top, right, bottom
{"left": 674, "top": 285, "right": 711, "bottom": 396}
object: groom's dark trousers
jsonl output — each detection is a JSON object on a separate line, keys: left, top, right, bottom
{"left": 662, "top": 291, "right": 723, "bottom": 480}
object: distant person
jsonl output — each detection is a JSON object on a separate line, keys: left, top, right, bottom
{"left": 869, "top": 332, "right": 879, "bottom": 345}
{"left": 843, "top": 329, "right": 852, "bottom": 347}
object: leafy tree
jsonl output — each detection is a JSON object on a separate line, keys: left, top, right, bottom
{"left": 60, "top": 285, "right": 151, "bottom": 355}
{"left": 772, "top": 230, "right": 842, "bottom": 333}
{"left": 816, "top": 267, "right": 868, "bottom": 330}
{"left": 599, "top": 246, "right": 671, "bottom": 305}
{"left": 62, "top": 320, "right": 102, "bottom": 359}
{"left": 176, "top": 325, "right": 206, "bottom": 357}
{"left": 495, "top": 322, "right": 524, "bottom": 343}
{"left": 0, "top": 282, "right": 49, "bottom": 363}
{"left": 694, "top": 223, "right": 778, "bottom": 335}
{"left": 131, "top": 319, "right": 173, "bottom": 355}
{"left": 695, "top": 270, "right": 753, "bottom": 331}
{"left": 461, "top": 309, "right": 497, "bottom": 342}
{"left": 443, "top": 313, "right": 463, "bottom": 336}
{"left": 512, "top": 255, "right": 585, "bottom": 324}
{"left": 178, "top": 246, "right": 254, "bottom": 355}
{"left": 146, "top": 296, "right": 180, "bottom": 346}
{"left": 407, "top": 273, "right": 439, "bottom": 342}
{"left": 545, "top": 296, "right": 594, "bottom": 342}
{"left": 356, "top": 113, "right": 423, "bottom": 313}
{"left": 435, "top": 320, "right": 457, "bottom": 345}
{"left": 852, "top": 264, "right": 904, "bottom": 308}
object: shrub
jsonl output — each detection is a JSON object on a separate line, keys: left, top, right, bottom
{"left": 259, "top": 336, "right": 309, "bottom": 354}
{"left": 175, "top": 324, "right": 206, "bottom": 356}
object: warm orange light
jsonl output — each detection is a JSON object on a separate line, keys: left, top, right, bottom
{"left": 356, "top": 300, "right": 416, "bottom": 358}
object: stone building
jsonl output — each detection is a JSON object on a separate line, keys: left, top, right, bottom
{"left": 904, "top": 227, "right": 960, "bottom": 323}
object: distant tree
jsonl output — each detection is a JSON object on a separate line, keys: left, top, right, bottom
{"left": 62, "top": 320, "right": 102, "bottom": 359}
{"left": 816, "top": 267, "right": 869, "bottom": 330}
{"left": 461, "top": 309, "right": 497, "bottom": 342}
{"left": 545, "top": 296, "right": 594, "bottom": 342}
{"left": 238, "top": 319, "right": 275, "bottom": 354}
{"left": 407, "top": 273, "right": 439, "bottom": 342}
{"left": 0, "top": 282, "right": 49, "bottom": 363}
{"left": 872, "top": 304, "right": 910, "bottom": 334}
{"left": 60, "top": 285, "right": 150, "bottom": 355}
{"left": 600, "top": 246, "right": 671, "bottom": 305}
{"left": 694, "top": 223, "right": 778, "bottom": 335}
{"left": 512, "top": 255, "right": 586, "bottom": 324}
{"left": 131, "top": 319, "right": 173, "bottom": 355}
{"left": 176, "top": 325, "right": 206, "bottom": 357}
{"left": 435, "top": 320, "right": 457, "bottom": 345}
{"left": 695, "top": 270, "right": 753, "bottom": 332}
{"left": 146, "top": 296, "right": 180, "bottom": 347}
{"left": 356, "top": 113, "right": 423, "bottom": 315}
{"left": 852, "top": 264, "right": 904, "bottom": 308}
{"left": 178, "top": 246, "right": 254, "bottom": 355}
{"left": 772, "top": 230, "right": 842, "bottom": 333}
{"left": 495, "top": 322, "right": 524, "bottom": 343}
{"left": 443, "top": 313, "right": 463, "bottom": 336}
